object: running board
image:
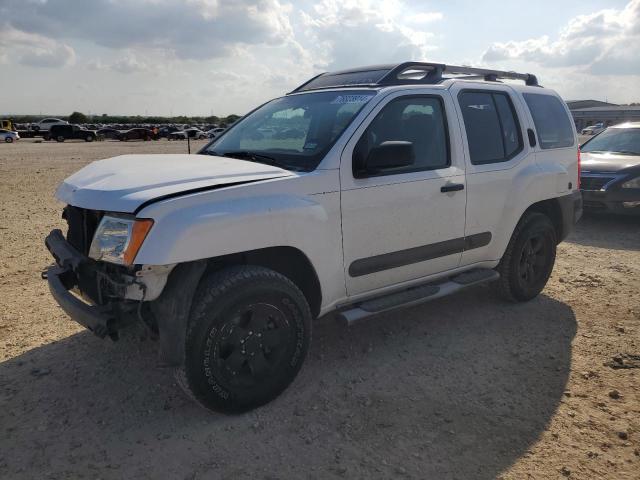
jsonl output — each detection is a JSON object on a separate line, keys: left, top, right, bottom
{"left": 337, "top": 268, "right": 499, "bottom": 325}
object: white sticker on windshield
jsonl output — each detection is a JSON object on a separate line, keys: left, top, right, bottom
{"left": 331, "top": 94, "right": 374, "bottom": 104}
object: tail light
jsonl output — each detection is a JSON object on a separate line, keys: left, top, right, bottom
{"left": 577, "top": 146, "right": 581, "bottom": 189}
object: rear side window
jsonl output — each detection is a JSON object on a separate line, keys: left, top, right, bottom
{"left": 458, "top": 91, "right": 523, "bottom": 165}
{"left": 523, "top": 93, "right": 574, "bottom": 149}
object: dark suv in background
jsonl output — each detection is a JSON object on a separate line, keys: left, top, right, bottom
{"left": 47, "top": 125, "right": 97, "bottom": 142}
{"left": 580, "top": 122, "right": 640, "bottom": 215}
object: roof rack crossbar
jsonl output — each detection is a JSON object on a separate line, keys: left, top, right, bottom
{"left": 288, "top": 61, "right": 539, "bottom": 93}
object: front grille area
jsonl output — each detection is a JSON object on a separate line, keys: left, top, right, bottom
{"left": 62, "top": 205, "right": 104, "bottom": 256}
{"left": 580, "top": 176, "right": 615, "bottom": 191}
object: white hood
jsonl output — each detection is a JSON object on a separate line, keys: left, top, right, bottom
{"left": 56, "top": 154, "right": 294, "bottom": 213}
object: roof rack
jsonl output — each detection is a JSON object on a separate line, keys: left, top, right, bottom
{"left": 289, "top": 62, "right": 539, "bottom": 93}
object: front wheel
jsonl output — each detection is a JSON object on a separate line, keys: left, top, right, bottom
{"left": 85, "top": 135, "right": 94, "bottom": 142}
{"left": 5, "top": 137, "right": 13, "bottom": 143}
{"left": 495, "top": 212, "right": 557, "bottom": 302}
{"left": 56, "top": 135, "right": 65, "bottom": 142}
{"left": 176, "top": 266, "right": 312, "bottom": 414}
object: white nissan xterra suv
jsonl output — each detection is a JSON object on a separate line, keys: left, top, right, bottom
{"left": 44, "top": 62, "right": 583, "bottom": 413}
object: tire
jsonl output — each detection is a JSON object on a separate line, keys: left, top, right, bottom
{"left": 56, "top": 135, "right": 65, "bottom": 142}
{"left": 495, "top": 212, "right": 557, "bottom": 302}
{"left": 5, "top": 137, "right": 13, "bottom": 143}
{"left": 177, "top": 265, "right": 312, "bottom": 414}
{"left": 85, "top": 135, "right": 94, "bottom": 142}
{"left": 43, "top": 134, "right": 50, "bottom": 141}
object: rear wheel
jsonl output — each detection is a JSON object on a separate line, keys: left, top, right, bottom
{"left": 85, "top": 135, "right": 94, "bottom": 142}
{"left": 176, "top": 266, "right": 312, "bottom": 414}
{"left": 495, "top": 212, "right": 557, "bottom": 302}
{"left": 56, "top": 135, "right": 65, "bottom": 142}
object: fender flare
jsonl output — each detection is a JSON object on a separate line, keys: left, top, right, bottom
{"left": 149, "top": 260, "right": 206, "bottom": 366}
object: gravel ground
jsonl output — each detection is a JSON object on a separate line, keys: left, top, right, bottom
{"left": 0, "top": 139, "right": 638, "bottom": 479}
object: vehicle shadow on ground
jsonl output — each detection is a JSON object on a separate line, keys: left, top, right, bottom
{"left": 0, "top": 287, "right": 576, "bottom": 479}
{"left": 566, "top": 212, "right": 640, "bottom": 251}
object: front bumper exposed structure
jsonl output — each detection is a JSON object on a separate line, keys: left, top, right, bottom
{"left": 44, "top": 229, "right": 136, "bottom": 339}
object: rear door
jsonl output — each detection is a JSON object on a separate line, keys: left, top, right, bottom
{"left": 340, "top": 89, "right": 467, "bottom": 296}
{"left": 449, "top": 83, "right": 534, "bottom": 266}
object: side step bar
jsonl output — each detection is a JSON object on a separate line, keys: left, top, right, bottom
{"left": 337, "top": 268, "right": 499, "bottom": 325}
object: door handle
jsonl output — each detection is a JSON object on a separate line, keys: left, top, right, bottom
{"left": 441, "top": 183, "right": 464, "bottom": 193}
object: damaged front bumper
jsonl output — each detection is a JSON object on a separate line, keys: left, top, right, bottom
{"left": 44, "top": 229, "right": 174, "bottom": 339}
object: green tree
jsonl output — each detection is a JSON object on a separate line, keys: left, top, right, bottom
{"left": 68, "top": 111, "right": 88, "bottom": 124}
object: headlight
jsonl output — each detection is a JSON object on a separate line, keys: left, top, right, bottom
{"left": 89, "top": 215, "right": 153, "bottom": 265}
{"left": 622, "top": 177, "right": 640, "bottom": 189}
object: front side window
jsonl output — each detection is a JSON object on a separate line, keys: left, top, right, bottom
{"left": 353, "top": 96, "right": 449, "bottom": 176}
{"left": 459, "top": 91, "right": 523, "bottom": 165}
{"left": 202, "top": 90, "right": 376, "bottom": 171}
{"left": 523, "top": 93, "right": 574, "bottom": 149}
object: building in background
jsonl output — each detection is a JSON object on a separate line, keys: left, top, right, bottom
{"left": 566, "top": 100, "right": 640, "bottom": 131}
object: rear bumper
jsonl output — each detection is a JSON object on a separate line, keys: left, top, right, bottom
{"left": 557, "top": 190, "right": 583, "bottom": 241}
{"left": 581, "top": 189, "right": 640, "bottom": 215}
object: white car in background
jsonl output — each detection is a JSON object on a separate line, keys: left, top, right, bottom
{"left": 581, "top": 123, "right": 605, "bottom": 136}
{"left": 206, "top": 127, "right": 226, "bottom": 138}
{"left": 30, "top": 118, "right": 68, "bottom": 132}
{"left": 0, "top": 129, "right": 19, "bottom": 143}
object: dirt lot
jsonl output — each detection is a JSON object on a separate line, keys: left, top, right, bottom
{"left": 0, "top": 139, "right": 638, "bottom": 479}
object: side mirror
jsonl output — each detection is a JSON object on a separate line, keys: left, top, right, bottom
{"left": 365, "top": 141, "right": 415, "bottom": 172}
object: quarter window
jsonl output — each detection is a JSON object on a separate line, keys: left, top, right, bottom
{"left": 523, "top": 93, "right": 574, "bottom": 149}
{"left": 459, "top": 91, "right": 523, "bottom": 165}
{"left": 353, "top": 96, "right": 449, "bottom": 176}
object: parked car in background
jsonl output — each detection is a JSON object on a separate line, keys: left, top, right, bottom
{"left": 158, "top": 126, "right": 179, "bottom": 138}
{"left": 96, "top": 128, "right": 121, "bottom": 140}
{"left": 581, "top": 123, "right": 605, "bottom": 135}
{"left": 206, "top": 127, "right": 226, "bottom": 138}
{"left": 580, "top": 122, "right": 640, "bottom": 215}
{"left": 171, "top": 127, "right": 207, "bottom": 139}
{"left": 168, "top": 130, "right": 188, "bottom": 140}
{"left": 30, "top": 118, "right": 68, "bottom": 132}
{"left": 0, "top": 129, "right": 19, "bottom": 143}
{"left": 120, "top": 128, "right": 156, "bottom": 141}
{"left": 169, "top": 128, "right": 207, "bottom": 140}
{"left": 47, "top": 125, "right": 96, "bottom": 142}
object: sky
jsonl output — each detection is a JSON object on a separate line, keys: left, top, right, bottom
{"left": 0, "top": 0, "right": 638, "bottom": 116}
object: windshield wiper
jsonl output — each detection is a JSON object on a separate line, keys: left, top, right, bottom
{"left": 583, "top": 150, "right": 639, "bottom": 156}
{"left": 220, "top": 151, "right": 304, "bottom": 171}
{"left": 610, "top": 150, "right": 639, "bottom": 156}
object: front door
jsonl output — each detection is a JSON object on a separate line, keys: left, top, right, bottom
{"left": 340, "top": 91, "right": 467, "bottom": 296}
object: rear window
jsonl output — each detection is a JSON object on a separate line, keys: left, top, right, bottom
{"left": 523, "top": 93, "right": 574, "bottom": 149}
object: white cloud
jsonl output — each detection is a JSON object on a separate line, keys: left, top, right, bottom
{"left": 300, "top": 0, "right": 441, "bottom": 70}
{"left": 0, "top": 23, "right": 75, "bottom": 68}
{"left": 407, "top": 12, "right": 444, "bottom": 24}
{"left": 482, "top": 0, "right": 640, "bottom": 76}
{"left": 0, "top": 0, "right": 295, "bottom": 61}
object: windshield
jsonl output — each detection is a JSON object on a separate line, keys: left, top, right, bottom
{"left": 201, "top": 90, "right": 377, "bottom": 171}
{"left": 582, "top": 128, "right": 640, "bottom": 155}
